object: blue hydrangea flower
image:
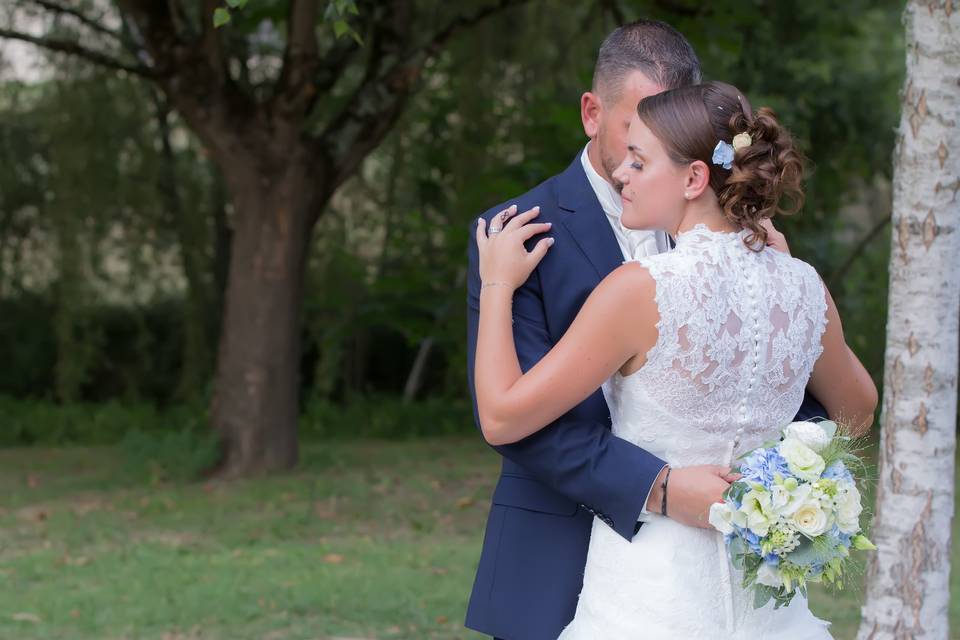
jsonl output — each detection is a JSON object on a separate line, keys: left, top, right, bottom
{"left": 764, "top": 553, "right": 780, "bottom": 567}
{"left": 739, "top": 446, "right": 791, "bottom": 486}
{"left": 827, "top": 523, "right": 853, "bottom": 548}
{"left": 823, "top": 461, "right": 853, "bottom": 484}
{"left": 741, "top": 527, "right": 763, "bottom": 555}
{"left": 712, "top": 140, "right": 735, "bottom": 170}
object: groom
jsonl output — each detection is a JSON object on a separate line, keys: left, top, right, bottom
{"left": 465, "top": 20, "right": 825, "bottom": 640}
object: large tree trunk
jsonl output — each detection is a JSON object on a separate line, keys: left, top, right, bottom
{"left": 208, "top": 153, "right": 322, "bottom": 476}
{"left": 857, "top": 2, "right": 960, "bottom": 639}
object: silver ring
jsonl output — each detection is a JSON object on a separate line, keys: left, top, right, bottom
{"left": 489, "top": 227, "right": 502, "bottom": 235}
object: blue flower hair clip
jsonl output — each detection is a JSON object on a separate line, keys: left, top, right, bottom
{"left": 712, "top": 133, "right": 752, "bottom": 171}
{"left": 712, "top": 140, "right": 735, "bottom": 170}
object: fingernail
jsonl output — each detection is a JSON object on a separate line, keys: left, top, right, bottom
{"left": 546, "top": 222, "right": 552, "bottom": 227}
{"left": 547, "top": 237, "right": 555, "bottom": 245}
{"left": 509, "top": 204, "right": 518, "bottom": 211}
{"left": 533, "top": 205, "right": 540, "bottom": 211}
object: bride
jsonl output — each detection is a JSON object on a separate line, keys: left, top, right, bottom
{"left": 473, "top": 81, "right": 878, "bottom": 638}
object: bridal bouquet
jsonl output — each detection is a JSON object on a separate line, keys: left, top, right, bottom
{"left": 708, "top": 419, "right": 877, "bottom": 609}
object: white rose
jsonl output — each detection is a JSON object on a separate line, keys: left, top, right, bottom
{"left": 779, "top": 438, "right": 826, "bottom": 482}
{"left": 740, "top": 488, "right": 776, "bottom": 536}
{"left": 792, "top": 500, "right": 830, "bottom": 538}
{"left": 783, "top": 421, "right": 832, "bottom": 452}
{"left": 835, "top": 483, "right": 863, "bottom": 534}
{"left": 709, "top": 502, "right": 735, "bottom": 534}
{"left": 756, "top": 562, "right": 783, "bottom": 588}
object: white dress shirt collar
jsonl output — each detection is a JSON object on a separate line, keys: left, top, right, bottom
{"left": 579, "top": 142, "right": 669, "bottom": 260}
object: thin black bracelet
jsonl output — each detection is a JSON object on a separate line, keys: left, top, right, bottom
{"left": 660, "top": 465, "right": 672, "bottom": 517}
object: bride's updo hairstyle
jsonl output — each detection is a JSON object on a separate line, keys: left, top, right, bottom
{"left": 636, "top": 81, "right": 805, "bottom": 251}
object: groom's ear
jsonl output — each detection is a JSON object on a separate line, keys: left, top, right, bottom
{"left": 581, "top": 92, "right": 602, "bottom": 139}
{"left": 685, "top": 160, "right": 711, "bottom": 199}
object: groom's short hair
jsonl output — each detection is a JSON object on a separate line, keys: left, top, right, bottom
{"left": 593, "top": 19, "right": 701, "bottom": 104}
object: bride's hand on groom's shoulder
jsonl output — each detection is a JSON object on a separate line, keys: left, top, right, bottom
{"left": 761, "top": 219, "right": 790, "bottom": 255}
{"left": 659, "top": 465, "right": 743, "bottom": 531}
{"left": 476, "top": 205, "right": 554, "bottom": 290}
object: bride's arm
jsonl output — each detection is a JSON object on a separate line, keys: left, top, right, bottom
{"left": 807, "top": 282, "right": 878, "bottom": 437}
{"left": 477, "top": 264, "right": 655, "bottom": 445}
{"left": 475, "top": 211, "right": 656, "bottom": 445}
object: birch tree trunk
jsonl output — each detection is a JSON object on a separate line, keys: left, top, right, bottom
{"left": 857, "top": 2, "right": 960, "bottom": 638}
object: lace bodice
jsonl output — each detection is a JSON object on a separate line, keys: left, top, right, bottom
{"left": 605, "top": 223, "right": 828, "bottom": 467}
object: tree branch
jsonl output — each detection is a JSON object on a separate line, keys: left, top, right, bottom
{"left": 199, "top": 0, "right": 226, "bottom": 81}
{"left": 315, "top": 3, "right": 403, "bottom": 136}
{"left": 24, "top": 0, "right": 129, "bottom": 44}
{"left": 0, "top": 28, "right": 156, "bottom": 77}
{"left": 165, "top": 0, "right": 192, "bottom": 38}
{"left": 317, "top": 0, "right": 529, "bottom": 190}
{"left": 422, "top": 0, "right": 532, "bottom": 58}
{"left": 314, "top": 36, "right": 360, "bottom": 94}
{"left": 117, "top": 0, "right": 185, "bottom": 73}
{"left": 117, "top": 0, "right": 259, "bottom": 158}
{"left": 274, "top": 0, "right": 320, "bottom": 110}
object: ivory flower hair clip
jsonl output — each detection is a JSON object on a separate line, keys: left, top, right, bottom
{"left": 732, "top": 132, "right": 753, "bottom": 151}
{"left": 712, "top": 133, "right": 753, "bottom": 170}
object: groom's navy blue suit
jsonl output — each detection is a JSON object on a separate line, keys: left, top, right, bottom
{"left": 464, "top": 152, "right": 826, "bottom": 640}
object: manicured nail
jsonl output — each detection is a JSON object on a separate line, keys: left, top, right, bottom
{"left": 547, "top": 238, "right": 555, "bottom": 245}
{"left": 509, "top": 204, "right": 518, "bottom": 211}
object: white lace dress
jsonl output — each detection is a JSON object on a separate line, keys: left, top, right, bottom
{"left": 558, "top": 225, "right": 834, "bottom": 640}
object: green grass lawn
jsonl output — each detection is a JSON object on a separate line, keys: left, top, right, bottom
{"left": 0, "top": 435, "right": 956, "bottom": 639}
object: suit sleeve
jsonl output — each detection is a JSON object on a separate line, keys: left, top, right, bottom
{"left": 467, "top": 218, "right": 667, "bottom": 541}
{"left": 793, "top": 389, "right": 828, "bottom": 422}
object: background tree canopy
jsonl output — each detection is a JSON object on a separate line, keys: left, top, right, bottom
{"left": 0, "top": 0, "right": 902, "bottom": 452}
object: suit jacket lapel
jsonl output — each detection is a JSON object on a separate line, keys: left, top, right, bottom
{"left": 557, "top": 155, "right": 624, "bottom": 281}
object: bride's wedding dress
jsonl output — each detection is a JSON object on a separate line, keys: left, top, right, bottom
{"left": 559, "top": 224, "right": 834, "bottom": 639}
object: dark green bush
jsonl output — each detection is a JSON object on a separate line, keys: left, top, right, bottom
{"left": 118, "top": 425, "right": 221, "bottom": 484}
{"left": 0, "top": 392, "right": 473, "bottom": 449}
{"left": 0, "top": 395, "right": 165, "bottom": 445}
{"left": 300, "top": 394, "right": 474, "bottom": 440}
{"left": 0, "top": 294, "right": 57, "bottom": 397}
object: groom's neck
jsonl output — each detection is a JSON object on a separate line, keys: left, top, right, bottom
{"left": 586, "top": 140, "right": 614, "bottom": 186}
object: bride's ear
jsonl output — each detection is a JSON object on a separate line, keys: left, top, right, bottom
{"left": 683, "top": 160, "right": 711, "bottom": 200}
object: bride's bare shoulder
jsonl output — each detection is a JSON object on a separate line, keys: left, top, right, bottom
{"left": 609, "top": 260, "right": 657, "bottom": 286}
{"left": 591, "top": 261, "right": 658, "bottom": 313}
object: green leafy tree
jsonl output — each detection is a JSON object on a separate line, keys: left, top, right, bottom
{"left": 1, "top": 0, "right": 530, "bottom": 475}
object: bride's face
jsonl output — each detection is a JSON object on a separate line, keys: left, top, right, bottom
{"left": 612, "top": 114, "right": 688, "bottom": 232}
